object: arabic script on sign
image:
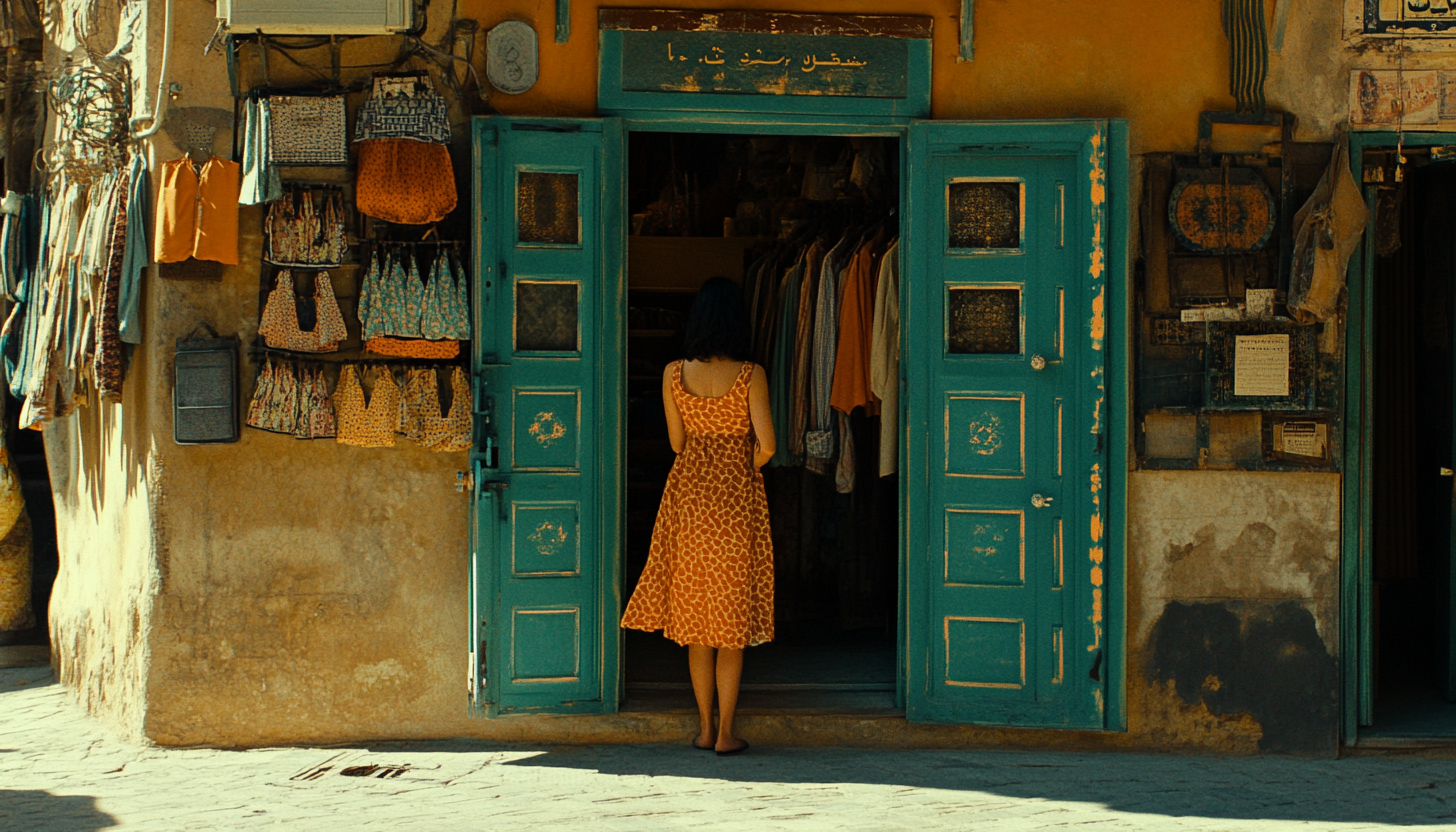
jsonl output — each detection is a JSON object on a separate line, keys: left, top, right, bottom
{"left": 667, "top": 42, "right": 870, "bottom": 71}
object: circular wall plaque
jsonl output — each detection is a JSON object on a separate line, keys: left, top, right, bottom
{"left": 487, "top": 21, "right": 539, "bottom": 95}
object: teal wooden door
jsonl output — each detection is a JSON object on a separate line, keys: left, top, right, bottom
{"left": 905, "top": 121, "right": 1109, "bottom": 728}
{"left": 470, "top": 117, "right": 625, "bottom": 715}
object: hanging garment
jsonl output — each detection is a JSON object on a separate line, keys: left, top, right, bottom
{"left": 246, "top": 357, "right": 278, "bottom": 431}
{"left": 238, "top": 96, "right": 282, "bottom": 206}
{"left": 93, "top": 166, "right": 131, "bottom": 402}
{"left": 423, "top": 367, "right": 472, "bottom": 452}
{"left": 118, "top": 154, "right": 150, "bottom": 345}
{"left": 1289, "top": 134, "right": 1369, "bottom": 325}
{"left": 401, "top": 254, "right": 425, "bottom": 338}
{"left": 869, "top": 240, "right": 900, "bottom": 477}
{"left": 364, "top": 337, "right": 460, "bottom": 359}
{"left": 154, "top": 155, "right": 240, "bottom": 265}
{"left": 265, "top": 189, "right": 346, "bottom": 267}
{"left": 788, "top": 241, "right": 823, "bottom": 459}
{"left": 335, "top": 365, "right": 401, "bottom": 447}
{"left": 257, "top": 271, "right": 348, "bottom": 353}
{"left": 353, "top": 75, "right": 452, "bottom": 144}
{"left": 300, "top": 367, "right": 337, "bottom": 439}
{"left": 420, "top": 251, "right": 459, "bottom": 340}
{"left": 443, "top": 249, "right": 471, "bottom": 339}
{"left": 620, "top": 361, "right": 775, "bottom": 649}
{"left": 397, "top": 366, "right": 439, "bottom": 444}
{"left": 267, "top": 94, "right": 349, "bottom": 166}
{"left": 806, "top": 233, "right": 854, "bottom": 473}
{"left": 834, "top": 410, "right": 855, "bottom": 495}
{"left": 831, "top": 230, "right": 886, "bottom": 417}
{"left": 355, "top": 139, "right": 457, "bottom": 225}
{"left": 768, "top": 255, "right": 803, "bottom": 468}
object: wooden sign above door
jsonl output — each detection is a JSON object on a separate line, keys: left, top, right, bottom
{"left": 598, "top": 9, "right": 932, "bottom": 120}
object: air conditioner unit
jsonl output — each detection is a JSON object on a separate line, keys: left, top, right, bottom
{"left": 217, "top": 0, "right": 416, "bottom": 36}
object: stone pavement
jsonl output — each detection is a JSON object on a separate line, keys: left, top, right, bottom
{"left": 3, "top": 666, "right": 1456, "bottom": 831}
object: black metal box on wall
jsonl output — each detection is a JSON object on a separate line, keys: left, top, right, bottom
{"left": 173, "top": 332, "right": 239, "bottom": 445}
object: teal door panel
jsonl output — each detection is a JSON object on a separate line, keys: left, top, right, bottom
{"left": 906, "top": 121, "right": 1108, "bottom": 728}
{"left": 471, "top": 117, "right": 625, "bottom": 715}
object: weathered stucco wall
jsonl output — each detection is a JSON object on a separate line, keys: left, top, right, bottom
{"left": 40, "top": 0, "right": 1367, "bottom": 751}
{"left": 1126, "top": 471, "right": 1341, "bottom": 755}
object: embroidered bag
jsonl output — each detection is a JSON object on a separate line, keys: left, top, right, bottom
{"left": 267, "top": 94, "right": 348, "bottom": 165}
{"left": 353, "top": 76, "right": 451, "bottom": 144}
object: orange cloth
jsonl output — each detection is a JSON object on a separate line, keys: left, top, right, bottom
{"left": 621, "top": 362, "right": 775, "bottom": 649}
{"left": 153, "top": 156, "right": 240, "bottom": 264}
{"left": 355, "top": 139, "right": 457, "bottom": 225}
{"left": 830, "top": 233, "right": 885, "bottom": 416}
{"left": 363, "top": 337, "right": 460, "bottom": 359}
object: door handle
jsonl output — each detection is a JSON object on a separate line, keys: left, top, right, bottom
{"left": 1030, "top": 355, "right": 1047, "bottom": 371}
{"left": 1031, "top": 493, "right": 1054, "bottom": 509}
{"left": 481, "top": 480, "right": 510, "bottom": 520}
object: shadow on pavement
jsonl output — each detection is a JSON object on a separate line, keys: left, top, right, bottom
{"left": 489, "top": 744, "right": 1456, "bottom": 826}
{"left": 0, "top": 790, "right": 118, "bottom": 831}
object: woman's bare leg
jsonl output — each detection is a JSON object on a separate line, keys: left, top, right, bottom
{"left": 714, "top": 647, "right": 746, "bottom": 752}
{"left": 688, "top": 645, "right": 716, "bottom": 748}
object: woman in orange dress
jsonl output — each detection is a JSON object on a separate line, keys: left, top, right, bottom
{"left": 621, "top": 277, "right": 776, "bottom": 756}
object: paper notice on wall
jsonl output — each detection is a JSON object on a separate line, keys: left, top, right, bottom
{"left": 1233, "top": 334, "right": 1290, "bottom": 397}
{"left": 1276, "top": 421, "right": 1327, "bottom": 458}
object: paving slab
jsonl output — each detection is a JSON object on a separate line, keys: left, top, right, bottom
{"left": 3, "top": 667, "right": 1456, "bottom": 830}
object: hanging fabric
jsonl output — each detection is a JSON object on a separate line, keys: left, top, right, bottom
{"left": 238, "top": 95, "right": 282, "bottom": 206}
{"left": 266, "top": 93, "right": 349, "bottom": 166}
{"left": 353, "top": 75, "right": 451, "bottom": 144}
{"left": 118, "top": 154, "right": 150, "bottom": 345}
{"left": 355, "top": 139, "right": 457, "bottom": 225}
{"left": 93, "top": 163, "right": 132, "bottom": 402}
{"left": 257, "top": 270, "right": 348, "bottom": 353}
{"left": 425, "top": 367, "right": 473, "bottom": 452}
{"left": 869, "top": 240, "right": 900, "bottom": 477}
{"left": 335, "top": 364, "right": 401, "bottom": 447}
{"left": 154, "top": 155, "right": 240, "bottom": 265}
{"left": 265, "top": 188, "right": 346, "bottom": 267}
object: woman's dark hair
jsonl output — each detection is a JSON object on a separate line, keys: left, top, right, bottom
{"left": 681, "top": 276, "right": 752, "bottom": 362}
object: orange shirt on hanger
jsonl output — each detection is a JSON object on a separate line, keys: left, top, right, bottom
{"left": 154, "top": 155, "right": 240, "bottom": 265}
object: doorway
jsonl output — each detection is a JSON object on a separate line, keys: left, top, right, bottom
{"left": 620, "top": 131, "right": 902, "bottom": 712}
{"left": 1366, "top": 153, "right": 1456, "bottom": 739}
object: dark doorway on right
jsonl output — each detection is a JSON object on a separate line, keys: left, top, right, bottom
{"left": 1369, "top": 155, "right": 1456, "bottom": 739}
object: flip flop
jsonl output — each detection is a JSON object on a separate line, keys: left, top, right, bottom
{"left": 715, "top": 741, "right": 749, "bottom": 756}
{"left": 691, "top": 739, "right": 715, "bottom": 751}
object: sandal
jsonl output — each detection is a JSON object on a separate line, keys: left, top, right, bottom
{"left": 691, "top": 739, "right": 715, "bottom": 751}
{"left": 715, "top": 740, "right": 749, "bottom": 757}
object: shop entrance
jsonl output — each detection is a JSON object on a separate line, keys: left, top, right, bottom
{"left": 1360, "top": 151, "right": 1456, "bottom": 740}
{"left": 468, "top": 115, "right": 1120, "bottom": 730}
{"left": 621, "top": 131, "right": 902, "bottom": 711}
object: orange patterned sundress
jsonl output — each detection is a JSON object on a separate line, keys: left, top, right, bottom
{"left": 621, "top": 361, "right": 775, "bottom": 649}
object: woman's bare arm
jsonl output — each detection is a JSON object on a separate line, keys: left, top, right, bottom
{"left": 663, "top": 362, "right": 686, "bottom": 454}
{"left": 747, "top": 364, "right": 775, "bottom": 469}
